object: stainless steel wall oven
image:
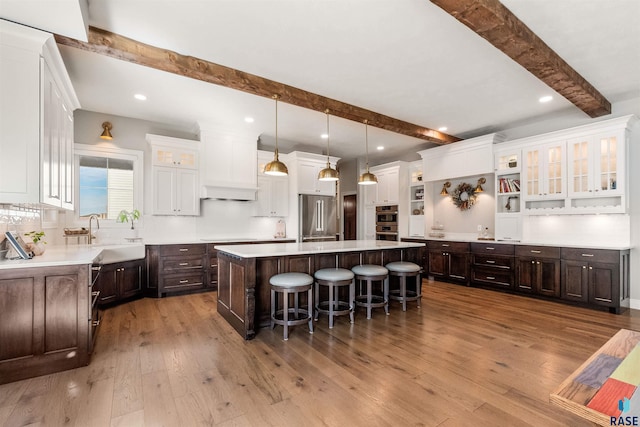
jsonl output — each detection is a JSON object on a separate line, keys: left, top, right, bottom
{"left": 375, "top": 205, "right": 398, "bottom": 241}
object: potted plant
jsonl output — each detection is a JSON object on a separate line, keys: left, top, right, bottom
{"left": 117, "top": 209, "right": 141, "bottom": 229}
{"left": 24, "top": 230, "right": 46, "bottom": 256}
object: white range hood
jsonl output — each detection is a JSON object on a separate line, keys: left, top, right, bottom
{"left": 198, "top": 123, "right": 258, "bottom": 201}
{"left": 200, "top": 184, "right": 257, "bottom": 201}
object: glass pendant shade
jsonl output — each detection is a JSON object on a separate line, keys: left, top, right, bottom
{"left": 318, "top": 110, "right": 339, "bottom": 181}
{"left": 358, "top": 119, "right": 377, "bottom": 186}
{"left": 264, "top": 95, "right": 288, "bottom": 176}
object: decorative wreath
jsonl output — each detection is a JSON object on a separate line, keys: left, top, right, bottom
{"left": 451, "top": 182, "right": 477, "bottom": 211}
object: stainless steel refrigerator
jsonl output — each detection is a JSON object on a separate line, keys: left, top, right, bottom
{"left": 298, "top": 194, "right": 338, "bottom": 242}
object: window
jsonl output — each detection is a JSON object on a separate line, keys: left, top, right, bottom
{"left": 75, "top": 144, "right": 143, "bottom": 222}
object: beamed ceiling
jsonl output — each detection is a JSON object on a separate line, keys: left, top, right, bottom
{"left": 1, "top": 0, "right": 638, "bottom": 163}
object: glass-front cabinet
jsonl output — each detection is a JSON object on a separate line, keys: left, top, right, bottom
{"left": 567, "top": 132, "right": 623, "bottom": 198}
{"left": 522, "top": 141, "right": 566, "bottom": 212}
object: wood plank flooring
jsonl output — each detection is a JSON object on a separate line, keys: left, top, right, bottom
{"left": 1, "top": 280, "right": 639, "bottom": 426}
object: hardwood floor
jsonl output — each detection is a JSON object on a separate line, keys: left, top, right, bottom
{"left": 1, "top": 280, "right": 639, "bottom": 426}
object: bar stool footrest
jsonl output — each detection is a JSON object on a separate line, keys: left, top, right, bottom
{"left": 355, "top": 295, "right": 386, "bottom": 308}
{"left": 272, "top": 308, "right": 312, "bottom": 327}
{"left": 316, "top": 301, "right": 352, "bottom": 316}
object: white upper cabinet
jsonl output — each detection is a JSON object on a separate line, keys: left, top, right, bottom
{"left": 494, "top": 114, "right": 635, "bottom": 215}
{"left": 255, "top": 150, "right": 289, "bottom": 217}
{"left": 567, "top": 131, "right": 624, "bottom": 198}
{"left": 147, "top": 135, "right": 200, "bottom": 216}
{"left": 297, "top": 159, "right": 336, "bottom": 195}
{"left": 0, "top": 20, "right": 79, "bottom": 209}
{"left": 368, "top": 162, "right": 404, "bottom": 205}
{"left": 522, "top": 141, "right": 566, "bottom": 203}
{"left": 288, "top": 152, "right": 340, "bottom": 196}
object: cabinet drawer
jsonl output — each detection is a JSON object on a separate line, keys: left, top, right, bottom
{"left": 515, "top": 245, "right": 560, "bottom": 258}
{"left": 470, "top": 242, "right": 514, "bottom": 256}
{"left": 163, "top": 256, "right": 204, "bottom": 271}
{"left": 472, "top": 254, "right": 513, "bottom": 269}
{"left": 561, "top": 247, "right": 620, "bottom": 264}
{"left": 162, "top": 273, "right": 205, "bottom": 290}
{"left": 427, "top": 241, "right": 469, "bottom": 252}
{"left": 159, "top": 244, "right": 207, "bottom": 257}
{"left": 472, "top": 268, "right": 513, "bottom": 288}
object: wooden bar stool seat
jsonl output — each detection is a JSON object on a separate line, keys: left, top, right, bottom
{"left": 314, "top": 268, "right": 355, "bottom": 328}
{"left": 351, "top": 264, "right": 389, "bottom": 319}
{"left": 386, "top": 261, "right": 422, "bottom": 311}
{"left": 270, "top": 272, "right": 314, "bottom": 340}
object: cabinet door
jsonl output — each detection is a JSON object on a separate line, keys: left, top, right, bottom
{"left": 95, "top": 265, "right": 118, "bottom": 305}
{"left": 60, "top": 107, "right": 74, "bottom": 210}
{"left": 589, "top": 262, "right": 619, "bottom": 307}
{"left": 297, "top": 161, "right": 320, "bottom": 194}
{"left": 376, "top": 169, "right": 399, "bottom": 204}
{"left": 523, "top": 142, "right": 565, "bottom": 200}
{"left": 448, "top": 252, "right": 468, "bottom": 281}
{"left": 41, "top": 61, "right": 62, "bottom": 207}
{"left": 270, "top": 177, "right": 289, "bottom": 216}
{"left": 561, "top": 260, "right": 589, "bottom": 302}
{"left": 153, "top": 166, "right": 176, "bottom": 214}
{"left": 118, "top": 260, "right": 144, "bottom": 300}
{"left": 537, "top": 259, "right": 560, "bottom": 297}
{"left": 428, "top": 250, "right": 447, "bottom": 278}
{"left": 515, "top": 258, "right": 535, "bottom": 293}
{"left": 176, "top": 169, "right": 199, "bottom": 215}
{"left": 363, "top": 204, "right": 376, "bottom": 240}
{"left": 152, "top": 145, "right": 198, "bottom": 169}
{"left": 254, "top": 175, "right": 272, "bottom": 216}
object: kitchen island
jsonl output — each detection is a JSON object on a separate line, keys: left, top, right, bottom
{"left": 215, "top": 240, "right": 425, "bottom": 339}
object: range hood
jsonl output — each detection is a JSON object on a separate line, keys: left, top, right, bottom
{"left": 200, "top": 184, "right": 257, "bottom": 201}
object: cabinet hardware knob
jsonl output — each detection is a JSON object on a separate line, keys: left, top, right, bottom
{"left": 179, "top": 248, "right": 189, "bottom": 252}
{"left": 179, "top": 262, "right": 189, "bottom": 266}
{"left": 531, "top": 260, "right": 535, "bottom": 264}
{"left": 179, "top": 279, "right": 189, "bottom": 283}
{"left": 92, "top": 320, "right": 100, "bottom": 327}
{"left": 486, "top": 260, "right": 496, "bottom": 264}
{"left": 581, "top": 253, "right": 594, "bottom": 257}
{"left": 530, "top": 250, "right": 541, "bottom": 254}
{"left": 485, "top": 247, "right": 495, "bottom": 250}
{"left": 487, "top": 276, "right": 495, "bottom": 280}
{"left": 582, "top": 266, "right": 587, "bottom": 269}
{"left": 442, "top": 244, "right": 450, "bottom": 247}
{"left": 589, "top": 266, "right": 593, "bottom": 270}
{"left": 536, "top": 261, "right": 540, "bottom": 265}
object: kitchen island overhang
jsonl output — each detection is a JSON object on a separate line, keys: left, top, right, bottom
{"left": 215, "top": 240, "right": 425, "bottom": 339}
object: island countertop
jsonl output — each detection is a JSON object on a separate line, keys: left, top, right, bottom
{"left": 215, "top": 240, "right": 425, "bottom": 258}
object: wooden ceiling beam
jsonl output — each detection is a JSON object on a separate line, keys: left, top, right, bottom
{"left": 55, "top": 26, "right": 460, "bottom": 145}
{"left": 430, "top": 0, "right": 611, "bottom": 118}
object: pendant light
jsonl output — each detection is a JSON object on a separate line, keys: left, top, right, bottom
{"left": 358, "top": 120, "right": 377, "bottom": 185}
{"left": 318, "top": 109, "right": 339, "bottom": 181}
{"left": 264, "top": 94, "right": 288, "bottom": 176}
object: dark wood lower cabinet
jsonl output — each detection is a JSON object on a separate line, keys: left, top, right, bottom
{"left": 94, "top": 259, "right": 145, "bottom": 306}
{"left": 0, "top": 264, "right": 90, "bottom": 385}
{"left": 515, "top": 245, "right": 560, "bottom": 298}
{"left": 427, "top": 241, "right": 469, "bottom": 284}
{"left": 403, "top": 238, "right": 630, "bottom": 314}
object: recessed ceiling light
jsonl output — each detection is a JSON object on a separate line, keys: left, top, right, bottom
{"left": 244, "top": 117, "right": 254, "bottom": 123}
{"left": 376, "top": 146, "right": 384, "bottom": 151}
{"left": 539, "top": 95, "right": 553, "bottom": 103}
{"left": 321, "top": 133, "right": 328, "bottom": 139}
{"left": 134, "top": 94, "right": 147, "bottom": 101}
{"left": 438, "top": 127, "right": 448, "bottom": 132}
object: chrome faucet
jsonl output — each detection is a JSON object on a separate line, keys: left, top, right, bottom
{"left": 88, "top": 215, "right": 100, "bottom": 244}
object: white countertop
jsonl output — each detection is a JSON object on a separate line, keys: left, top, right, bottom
{"left": 0, "top": 243, "right": 145, "bottom": 270}
{"left": 401, "top": 235, "right": 631, "bottom": 250}
{"left": 215, "top": 240, "right": 425, "bottom": 258}
{"left": 143, "top": 237, "right": 294, "bottom": 245}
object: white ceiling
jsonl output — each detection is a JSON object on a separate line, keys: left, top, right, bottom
{"left": 2, "top": 0, "right": 639, "bottom": 164}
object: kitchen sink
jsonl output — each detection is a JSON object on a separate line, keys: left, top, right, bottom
{"left": 94, "top": 244, "right": 145, "bottom": 264}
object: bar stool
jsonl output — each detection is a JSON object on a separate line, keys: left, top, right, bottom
{"left": 314, "top": 268, "right": 355, "bottom": 328}
{"left": 386, "top": 261, "right": 422, "bottom": 311}
{"left": 351, "top": 264, "right": 389, "bottom": 319}
{"left": 270, "top": 272, "right": 314, "bottom": 340}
